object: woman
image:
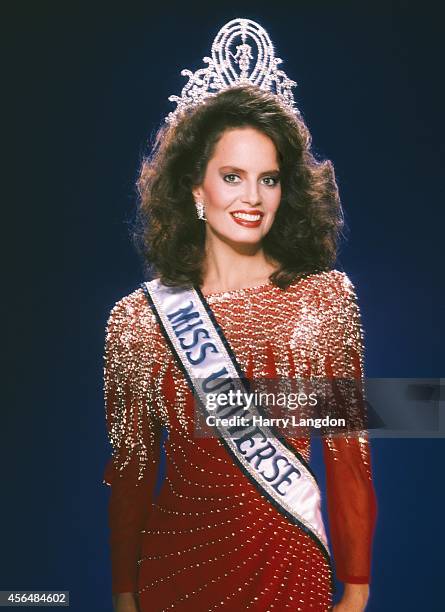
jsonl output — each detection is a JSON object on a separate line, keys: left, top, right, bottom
{"left": 103, "top": 19, "right": 377, "bottom": 612}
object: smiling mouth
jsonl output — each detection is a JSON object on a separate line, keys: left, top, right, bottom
{"left": 230, "top": 212, "right": 264, "bottom": 221}
{"left": 230, "top": 211, "right": 264, "bottom": 227}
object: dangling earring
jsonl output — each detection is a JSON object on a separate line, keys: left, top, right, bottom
{"left": 195, "top": 201, "right": 207, "bottom": 221}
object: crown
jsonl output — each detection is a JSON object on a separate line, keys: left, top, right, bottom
{"left": 165, "top": 18, "right": 299, "bottom": 125}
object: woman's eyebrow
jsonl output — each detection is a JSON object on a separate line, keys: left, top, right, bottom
{"left": 219, "top": 165, "right": 280, "bottom": 176}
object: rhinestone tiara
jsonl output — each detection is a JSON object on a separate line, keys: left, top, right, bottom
{"left": 165, "top": 18, "right": 298, "bottom": 125}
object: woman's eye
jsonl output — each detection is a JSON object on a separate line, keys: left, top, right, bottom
{"left": 262, "top": 176, "right": 280, "bottom": 186}
{"left": 223, "top": 174, "right": 241, "bottom": 183}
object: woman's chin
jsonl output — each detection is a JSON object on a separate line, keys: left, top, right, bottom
{"left": 221, "top": 233, "right": 264, "bottom": 249}
{"left": 207, "top": 224, "right": 268, "bottom": 247}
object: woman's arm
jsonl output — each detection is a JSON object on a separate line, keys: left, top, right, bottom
{"left": 321, "top": 272, "right": 378, "bottom": 609}
{"left": 103, "top": 296, "right": 161, "bottom": 602}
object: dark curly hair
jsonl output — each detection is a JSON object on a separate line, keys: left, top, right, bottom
{"left": 133, "top": 84, "right": 344, "bottom": 289}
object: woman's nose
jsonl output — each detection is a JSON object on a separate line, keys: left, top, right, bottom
{"left": 242, "top": 181, "right": 261, "bottom": 206}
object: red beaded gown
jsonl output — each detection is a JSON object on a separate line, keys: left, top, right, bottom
{"left": 102, "top": 269, "right": 377, "bottom": 611}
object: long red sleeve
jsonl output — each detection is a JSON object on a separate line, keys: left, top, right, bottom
{"left": 102, "top": 298, "right": 161, "bottom": 595}
{"left": 321, "top": 274, "right": 378, "bottom": 584}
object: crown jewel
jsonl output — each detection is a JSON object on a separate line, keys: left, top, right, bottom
{"left": 165, "top": 18, "right": 298, "bottom": 125}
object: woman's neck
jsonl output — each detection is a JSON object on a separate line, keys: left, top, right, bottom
{"left": 200, "top": 237, "right": 279, "bottom": 293}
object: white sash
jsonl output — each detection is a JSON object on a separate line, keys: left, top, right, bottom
{"left": 141, "top": 278, "right": 331, "bottom": 562}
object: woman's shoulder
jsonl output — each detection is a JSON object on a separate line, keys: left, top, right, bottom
{"left": 105, "top": 285, "right": 154, "bottom": 339}
{"left": 289, "top": 268, "right": 357, "bottom": 300}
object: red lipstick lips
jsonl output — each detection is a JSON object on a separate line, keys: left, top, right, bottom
{"left": 230, "top": 210, "right": 264, "bottom": 228}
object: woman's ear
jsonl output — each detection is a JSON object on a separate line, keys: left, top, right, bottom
{"left": 192, "top": 187, "right": 202, "bottom": 203}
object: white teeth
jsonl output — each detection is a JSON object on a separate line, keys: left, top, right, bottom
{"left": 232, "top": 212, "right": 262, "bottom": 221}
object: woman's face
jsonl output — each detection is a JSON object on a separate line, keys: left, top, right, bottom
{"left": 192, "top": 127, "right": 282, "bottom": 247}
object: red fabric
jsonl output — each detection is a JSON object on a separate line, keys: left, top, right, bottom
{"left": 104, "top": 454, "right": 158, "bottom": 594}
{"left": 321, "top": 292, "right": 378, "bottom": 585}
{"left": 322, "top": 431, "right": 378, "bottom": 584}
{"left": 102, "top": 320, "right": 162, "bottom": 595}
{"left": 102, "top": 272, "right": 378, "bottom": 608}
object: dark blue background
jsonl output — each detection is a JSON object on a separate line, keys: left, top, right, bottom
{"left": 3, "top": 2, "right": 443, "bottom": 611}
